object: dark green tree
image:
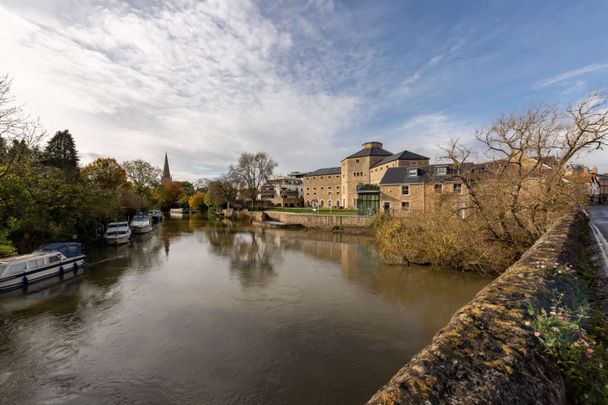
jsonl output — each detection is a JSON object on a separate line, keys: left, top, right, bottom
{"left": 43, "top": 129, "right": 80, "bottom": 180}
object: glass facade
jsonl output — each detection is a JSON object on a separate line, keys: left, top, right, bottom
{"left": 357, "top": 190, "right": 380, "bottom": 215}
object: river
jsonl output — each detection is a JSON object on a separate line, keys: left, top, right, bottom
{"left": 0, "top": 218, "right": 491, "bottom": 404}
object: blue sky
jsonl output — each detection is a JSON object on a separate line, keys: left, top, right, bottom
{"left": 1, "top": 0, "right": 607, "bottom": 179}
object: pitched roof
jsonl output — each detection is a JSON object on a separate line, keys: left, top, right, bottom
{"left": 379, "top": 164, "right": 460, "bottom": 185}
{"left": 371, "top": 150, "right": 430, "bottom": 168}
{"left": 304, "top": 167, "right": 341, "bottom": 177}
{"left": 344, "top": 147, "right": 393, "bottom": 159}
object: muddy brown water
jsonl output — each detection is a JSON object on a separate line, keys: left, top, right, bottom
{"left": 0, "top": 218, "right": 491, "bottom": 404}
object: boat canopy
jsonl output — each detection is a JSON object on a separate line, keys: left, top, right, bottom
{"left": 38, "top": 243, "right": 83, "bottom": 258}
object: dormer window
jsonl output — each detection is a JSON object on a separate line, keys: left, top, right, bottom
{"left": 408, "top": 168, "right": 418, "bottom": 176}
{"left": 436, "top": 167, "right": 447, "bottom": 176}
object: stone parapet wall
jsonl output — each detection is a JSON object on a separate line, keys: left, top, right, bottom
{"left": 368, "top": 213, "right": 587, "bottom": 405}
{"left": 263, "top": 211, "right": 373, "bottom": 229}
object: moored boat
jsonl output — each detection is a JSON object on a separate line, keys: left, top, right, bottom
{"left": 104, "top": 221, "right": 131, "bottom": 245}
{"left": 0, "top": 243, "right": 86, "bottom": 294}
{"left": 169, "top": 207, "right": 189, "bottom": 218}
{"left": 149, "top": 208, "right": 164, "bottom": 223}
{"left": 130, "top": 212, "right": 153, "bottom": 234}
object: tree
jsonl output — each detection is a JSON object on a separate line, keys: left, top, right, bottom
{"left": 444, "top": 93, "right": 608, "bottom": 253}
{"left": 205, "top": 177, "right": 237, "bottom": 208}
{"left": 188, "top": 191, "right": 207, "bottom": 212}
{"left": 155, "top": 180, "right": 182, "bottom": 210}
{"left": 123, "top": 159, "right": 161, "bottom": 196}
{"left": 81, "top": 158, "right": 129, "bottom": 190}
{"left": 228, "top": 152, "right": 277, "bottom": 206}
{"left": 377, "top": 92, "right": 608, "bottom": 274}
{"left": 43, "top": 129, "right": 79, "bottom": 179}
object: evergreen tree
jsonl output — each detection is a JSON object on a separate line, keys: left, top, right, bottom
{"left": 43, "top": 129, "right": 79, "bottom": 179}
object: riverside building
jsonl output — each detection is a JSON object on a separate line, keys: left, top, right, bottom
{"left": 304, "top": 141, "right": 468, "bottom": 216}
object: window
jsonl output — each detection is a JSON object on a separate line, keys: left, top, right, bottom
{"left": 49, "top": 255, "right": 61, "bottom": 263}
{"left": 356, "top": 159, "right": 360, "bottom": 163}
{"left": 401, "top": 201, "right": 410, "bottom": 211}
{"left": 434, "top": 184, "right": 442, "bottom": 194}
{"left": 453, "top": 183, "right": 462, "bottom": 193}
{"left": 8, "top": 262, "right": 27, "bottom": 275}
{"left": 436, "top": 167, "right": 447, "bottom": 176}
{"left": 401, "top": 185, "right": 409, "bottom": 195}
{"left": 320, "top": 200, "right": 325, "bottom": 207}
{"left": 410, "top": 161, "right": 418, "bottom": 166}
{"left": 408, "top": 168, "right": 418, "bottom": 176}
{"left": 383, "top": 201, "right": 391, "bottom": 211}
{"left": 0, "top": 265, "right": 6, "bottom": 276}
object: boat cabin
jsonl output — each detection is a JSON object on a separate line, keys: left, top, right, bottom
{"left": 0, "top": 252, "right": 62, "bottom": 278}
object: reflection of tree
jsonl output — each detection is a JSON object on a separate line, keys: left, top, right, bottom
{"left": 203, "top": 227, "right": 281, "bottom": 287}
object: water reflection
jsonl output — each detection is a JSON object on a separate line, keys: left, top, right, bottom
{"left": 0, "top": 219, "right": 491, "bottom": 405}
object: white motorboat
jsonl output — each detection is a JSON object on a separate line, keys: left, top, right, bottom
{"left": 149, "top": 208, "right": 164, "bottom": 223}
{"left": 0, "top": 243, "right": 86, "bottom": 294}
{"left": 104, "top": 221, "right": 131, "bottom": 245}
{"left": 130, "top": 212, "right": 153, "bottom": 234}
{"left": 169, "top": 207, "right": 189, "bottom": 219}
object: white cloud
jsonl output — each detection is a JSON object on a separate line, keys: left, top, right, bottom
{"left": 535, "top": 63, "right": 608, "bottom": 89}
{"left": 387, "top": 113, "right": 477, "bottom": 160}
{"left": 0, "top": 0, "right": 362, "bottom": 179}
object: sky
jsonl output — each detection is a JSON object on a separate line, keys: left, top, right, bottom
{"left": 1, "top": 0, "right": 607, "bottom": 180}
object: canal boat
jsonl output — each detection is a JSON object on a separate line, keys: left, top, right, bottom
{"left": 149, "top": 208, "right": 164, "bottom": 223}
{"left": 130, "top": 212, "right": 153, "bottom": 234}
{"left": 0, "top": 243, "right": 86, "bottom": 294}
{"left": 104, "top": 221, "right": 132, "bottom": 245}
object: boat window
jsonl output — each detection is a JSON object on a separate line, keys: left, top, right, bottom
{"left": 49, "top": 255, "right": 61, "bottom": 264}
{"left": 9, "top": 262, "right": 27, "bottom": 275}
{"left": 0, "top": 265, "right": 6, "bottom": 275}
{"left": 28, "top": 259, "right": 44, "bottom": 270}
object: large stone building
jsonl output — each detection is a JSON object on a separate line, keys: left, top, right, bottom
{"left": 305, "top": 141, "right": 455, "bottom": 214}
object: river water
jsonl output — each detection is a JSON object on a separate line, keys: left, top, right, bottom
{"left": 0, "top": 218, "right": 491, "bottom": 404}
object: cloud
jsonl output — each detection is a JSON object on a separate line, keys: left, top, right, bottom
{"left": 535, "top": 63, "right": 608, "bottom": 89}
{"left": 0, "top": 0, "right": 363, "bottom": 179}
{"left": 383, "top": 113, "right": 477, "bottom": 160}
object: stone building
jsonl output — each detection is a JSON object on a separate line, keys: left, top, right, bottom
{"left": 303, "top": 167, "right": 341, "bottom": 208}
{"left": 377, "top": 165, "right": 467, "bottom": 217}
{"left": 303, "top": 141, "right": 431, "bottom": 210}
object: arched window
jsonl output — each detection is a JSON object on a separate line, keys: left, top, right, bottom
{"left": 320, "top": 200, "right": 325, "bottom": 207}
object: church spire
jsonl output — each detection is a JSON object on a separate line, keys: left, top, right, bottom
{"left": 162, "top": 152, "right": 172, "bottom": 182}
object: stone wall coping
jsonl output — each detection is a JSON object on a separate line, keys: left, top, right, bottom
{"left": 368, "top": 212, "right": 585, "bottom": 405}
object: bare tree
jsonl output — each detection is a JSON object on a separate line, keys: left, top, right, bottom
{"left": 228, "top": 152, "right": 277, "bottom": 207}
{"left": 0, "top": 75, "right": 46, "bottom": 180}
{"left": 443, "top": 92, "right": 608, "bottom": 253}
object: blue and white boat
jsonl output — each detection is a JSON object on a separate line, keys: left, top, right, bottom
{"left": 149, "top": 208, "right": 164, "bottom": 223}
{"left": 0, "top": 243, "right": 86, "bottom": 294}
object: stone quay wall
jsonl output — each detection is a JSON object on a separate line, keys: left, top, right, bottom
{"left": 254, "top": 211, "right": 373, "bottom": 229}
{"left": 368, "top": 213, "right": 588, "bottom": 405}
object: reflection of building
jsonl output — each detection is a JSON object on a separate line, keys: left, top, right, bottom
{"left": 304, "top": 141, "right": 467, "bottom": 215}
{"left": 260, "top": 176, "right": 304, "bottom": 207}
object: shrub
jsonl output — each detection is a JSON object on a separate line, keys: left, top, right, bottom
{"left": 376, "top": 205, "right": 516, "bottom": 274}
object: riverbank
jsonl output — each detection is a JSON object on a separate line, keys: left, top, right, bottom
{"left": 369, "top": 212, "right": 608, "bottom": 404}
